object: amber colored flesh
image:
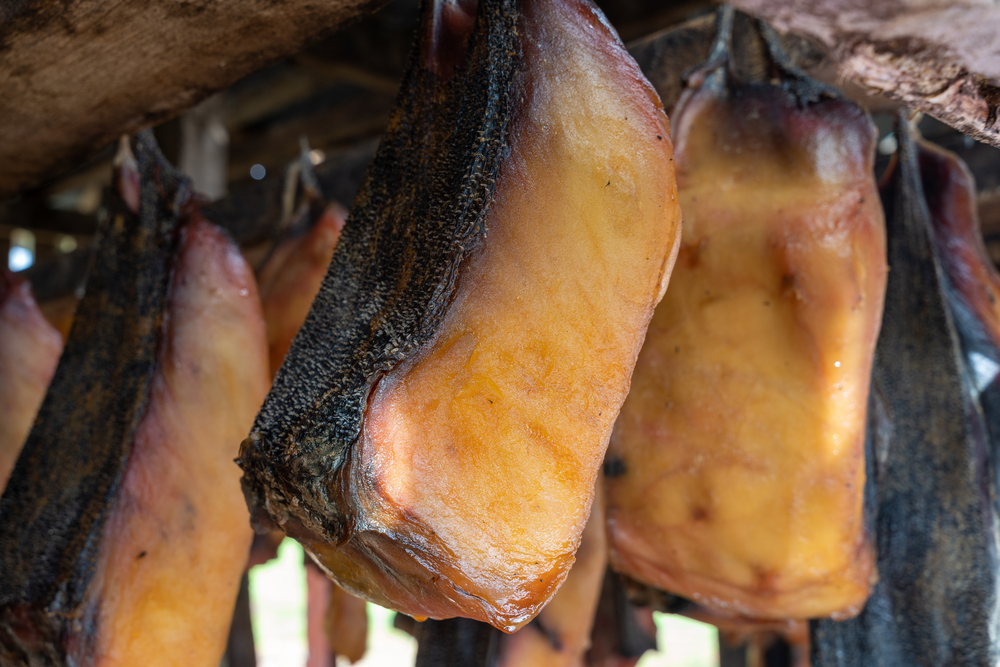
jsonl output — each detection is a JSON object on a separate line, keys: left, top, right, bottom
{"left": 66, "top": 219, "right": 270, "bottom": 665}
{"left": 606, "top": 87, "right": 885, "bottom": 620}
{"left": 496, "top": 482, "right": 607, "bottom": 666}
{"left": 0, "top": 274, "right": 63, "bottom": 492}
{"left": 259, "top": 203, "right": 346, "bottom": 377}
{"left": 310, "top": 0, "right": 681, "bottom": 632}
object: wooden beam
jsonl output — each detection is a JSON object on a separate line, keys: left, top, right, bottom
{"left": 729, "top": 0, "right": 1000, "bottom": 150}
{"left": 0, "top": 0, "right": 391, "bottom": 199}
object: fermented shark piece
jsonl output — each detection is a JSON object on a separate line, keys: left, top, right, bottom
{"left": 240, "top": 0, "right": 681, "bottom": 631}
{"left": 70, "top": 216, "right": 267, "bottom": 666}
{"left": 0, "top": 135, "right": 185, "bottom": 664}
{"left": 0, "top": 272, "right": 62, "bottom": 492}
{"left": 0, "top": 135, "right": 270, "bottom": 666}
{"left": 917, "top": 139, "right": 1000, "bottom": 481}
{"left": 259, "top": 202, "right": 346, "bottom": 377}
{"left": 810, "top": 116, "right": 1000, "bottom": 666}
{"left": 605, "top": 12, "right": 885, "bottom": 621}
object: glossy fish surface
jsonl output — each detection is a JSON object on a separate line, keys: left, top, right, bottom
{"left": 241, "top": 0, "right": 681, "bottom": 631}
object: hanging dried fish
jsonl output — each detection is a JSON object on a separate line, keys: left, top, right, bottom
{"left": 0, "top": 272, "right": 62, "bottom": 492}
{"left": 239, "top": 0, "right": 682, "bottom": 632}
{"left": 604, "top": 9, "right": 886, "bottom": 622}
{"left": 810, "top": 115, "right": 1000, "bottom": 667}
{"left": 0, "top": 134, "right": 270, "bottom": 666}
{"left": 918, "top": 137, "right": 1000, "bottom": 489}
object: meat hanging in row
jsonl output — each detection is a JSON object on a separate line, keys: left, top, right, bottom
{"left": 605, "top": 8, "right": 885, "bottom": 623}
{"left": 389, "top": 11, "right": 1000, "bottom": 665}
{"left": 5, "top": 3, "right": 1000, "bottom": 664}
{"left": 0, "top": 272, "right": 62, "bottom": 492}
{"left": 0, "top": 134, "right": 270, "bottom": 666}
{"left": 238, "top": 0, "right": 682, "bottom": 632}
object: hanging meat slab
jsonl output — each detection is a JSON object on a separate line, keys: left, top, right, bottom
{"left": 810, "top": 115, "right": 1000, "bottom": 667}
{"left": 918, "top": 137, "right": 1000, "bottom": 481}
{"left": 0, "top": 134, "right": 270, "bottom": 666}
{"left": 605, "top": 13, "right": 886, "bottom": 621}
{"left": 0, "top": 272, "right": 63, "bottom": 492}
{"left": 258, "top": 201, "right": 347, "bottom": 378}
{"left": 239, "top": 0, "right": 682, "bottom": 632}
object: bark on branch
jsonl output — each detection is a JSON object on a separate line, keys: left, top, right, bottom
{"left": 729, "top": 0, "right": 1000, "bottom": 149}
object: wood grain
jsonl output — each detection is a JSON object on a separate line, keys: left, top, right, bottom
{"left": 0, "top": 0, "right": 389, "bottom": 198}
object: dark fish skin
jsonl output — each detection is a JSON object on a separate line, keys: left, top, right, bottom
{"left": 0, "top": 132, "right": 189, "bottom": 665}
{"left": 810, "top": 114, "right": 1000, "bottom": 667}
{"left": 917, "top": 138, "right": 1000, "bottom": 511}
{"left": 238, "top": 0, "right": 518, "bottom": 545}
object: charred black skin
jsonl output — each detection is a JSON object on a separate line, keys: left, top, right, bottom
{"left": 810, "top": 114, "right": 1000, "bottom": 667}
{"left": 238, "top": 0, "right": 518, "bottom": 545}
{"left": 0, "top": 132, "right": 189, "bottom": 665}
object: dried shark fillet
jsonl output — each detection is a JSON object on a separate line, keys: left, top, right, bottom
{"left": 605, "top": 11, "right": 886, "bottom": 621}
{"left": 258, "top": 202, "right": 347, "bottom": 378}
{"left": 0, "top": 272, "right": 62, "bottom": 492}
{"left": 240, "top": 0, "right": 681, "bottom": 632}
{"left": 0, "top": 135, "right": 270, "bottom": 666}
{"left": 917, "top": 138, "right": 1000, "bottom": 485}
{"left": 810, "top": 116, "right": 1000, "bottom": 667}
{"left": 66, "top": 216, "right": 269, "bottom": 666}
{"left": 0, "top": 135, "right": 186, "bottom": 664}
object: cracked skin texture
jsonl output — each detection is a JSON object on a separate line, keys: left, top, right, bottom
{"left": 64, "top": 218, "right": 269, "bottom": 666}
{"left": 0, "top": 273, "right": 62, "bottom": 493}
{"left": 305, "top": 0, "right": 681, "bottom": 633}
{"left": 606, "top": 84, "right": 885, "bottom": 620}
